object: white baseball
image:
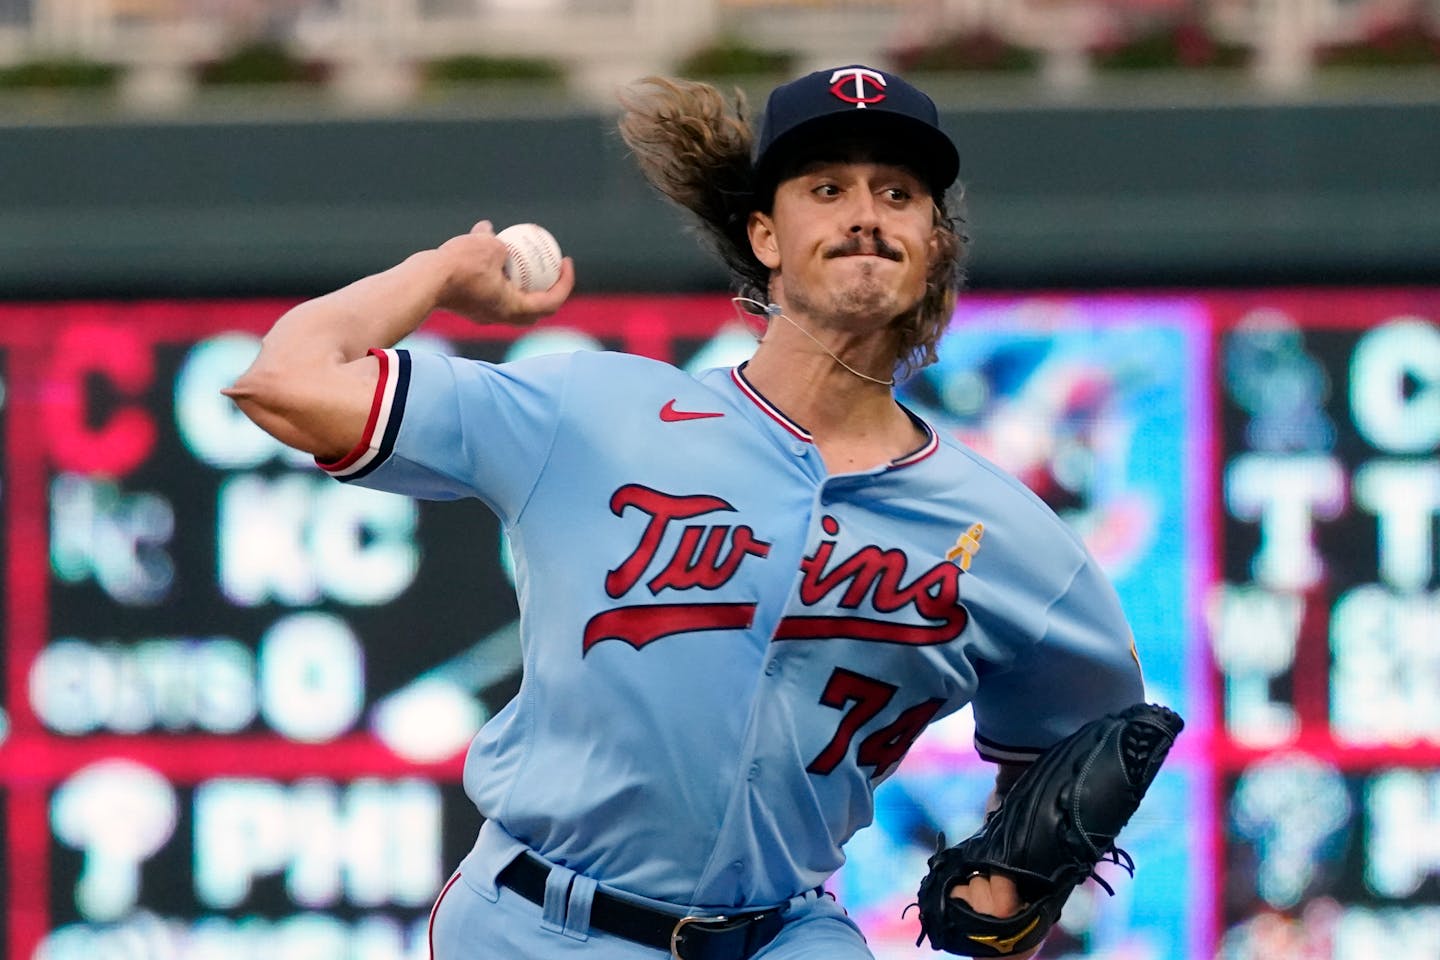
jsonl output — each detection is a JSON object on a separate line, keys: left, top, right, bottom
{"left": 497, "top": 223, "right": 563, "bottom": 292}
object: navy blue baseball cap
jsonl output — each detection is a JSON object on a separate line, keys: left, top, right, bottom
{"left": 752, "top": 64, "right": 960, "bottom": 202}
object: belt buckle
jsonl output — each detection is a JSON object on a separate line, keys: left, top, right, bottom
{"left": 670, "top": 913, "right": 731, "bottom": 960}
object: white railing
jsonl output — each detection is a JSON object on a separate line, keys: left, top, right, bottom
{"left": 0, "top": 0, "right": 1433, "bottom": 109}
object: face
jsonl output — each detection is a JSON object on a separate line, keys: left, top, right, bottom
{"left": 748, "top": 158, "right": 936, "bottom": 333}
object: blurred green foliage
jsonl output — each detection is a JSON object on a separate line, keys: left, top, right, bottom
{"left": 678, "top": 39, "right": 794, "bottom": 78}
{"left": 892, "top": 32, "right": 1039, "bottom": 73}
{"left": 198, "top": 41, "right": 323, "bottom": 85}
{"left": 424, "top": 55, "right": 565, "bottom": 84}
{"left": 1094, "top": 22, "right": 1249, "bottom": 70}
{"left": 1320, "top": 19, "right": 1440, "bottom": 68}
{"left": 0, "top": 59, "right": 118, "bottom": 89}
{"left": 897, "top": 21, "right": 1256, "bottom": 74}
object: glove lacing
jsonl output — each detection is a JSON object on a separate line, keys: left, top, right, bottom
{"left": 1071, "top": 718, "right": 1168, "bottom": 896}
{"left": 1079, "top": 845, "right": 1134, "bottom": 896}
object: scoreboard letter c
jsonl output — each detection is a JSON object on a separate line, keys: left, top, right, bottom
{"left": 44, "top": 321, "right": 157, "bottom": 476}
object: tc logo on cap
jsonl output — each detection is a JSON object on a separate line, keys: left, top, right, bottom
{"left": 828, "top": 67, "right": 887, "bottom": 108}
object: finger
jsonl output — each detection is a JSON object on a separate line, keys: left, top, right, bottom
{"left": 982, "top": 874, "right": 1023, "bottom": 916}
{"left": 952, "top": 876, "right": 995, "bottom": 915}
{"left": 548, "top": 257, "right": 576, "bottom": 299}
{"left": 949, "top": 875, "right": 1022, "bottom": 918}
{"left": 471, "top": 220, "right": 494, "bottom": 236}
{"left": 515, "top": 257, "right": 576, "bottom": 316}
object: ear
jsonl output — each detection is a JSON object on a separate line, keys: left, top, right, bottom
{"left": 748, "top": 211, "right": 781, "bottom": 270}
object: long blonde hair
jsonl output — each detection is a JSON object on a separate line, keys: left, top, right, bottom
{"left": 617, "top": 76, "right": 969, "bottom": 378}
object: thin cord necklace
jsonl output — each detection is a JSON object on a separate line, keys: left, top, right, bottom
{"left": 730, "top": 297, "right": 897, "bottom": 387}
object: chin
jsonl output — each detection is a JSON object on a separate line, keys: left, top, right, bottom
{"left": 829, "top": 290, "right": 906, "bottom": 327}
{"left": 838, "top": 275, "right": 921, "bottom": 316}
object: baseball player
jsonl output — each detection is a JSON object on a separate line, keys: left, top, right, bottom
{"left": 226, "top": 65, "right": 1143, "bottom": 960}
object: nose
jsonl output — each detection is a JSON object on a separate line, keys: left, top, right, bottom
{"left": 846, "top": 190, "right": 881, "bottom": 236}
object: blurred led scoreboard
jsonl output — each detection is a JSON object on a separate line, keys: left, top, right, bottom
{"left": 0, "top": 290, "right": 1436, "bottom": 960}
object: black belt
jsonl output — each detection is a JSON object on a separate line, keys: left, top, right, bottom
{"left": 496, "top": 851, "right": 786, "bottom": 960}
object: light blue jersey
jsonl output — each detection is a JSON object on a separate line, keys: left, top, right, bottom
{"left": 322, "top": 347, "right": 1143, "bottom": 913}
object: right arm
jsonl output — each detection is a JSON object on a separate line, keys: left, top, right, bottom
{"left": 223, "top": 221, "right": 575, "bottom": 461}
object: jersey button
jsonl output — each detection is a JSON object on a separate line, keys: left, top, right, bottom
{"left": 747, "top": 762, "right": 760, "bottom": 781}
{"left": 764, "top": 659, "right": 779, "bottom": 676}
{"left": 790, "top": 442, "right": 807, "bottom": 456}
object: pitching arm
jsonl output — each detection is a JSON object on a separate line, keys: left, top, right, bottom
{"left": 224, "top": 221, "right": 574, "bottom": 461}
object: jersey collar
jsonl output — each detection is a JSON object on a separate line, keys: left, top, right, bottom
{"left": 729, "top": 364, "right": 940, "bottom": 470}
{"left": 730, "top": 364, "right": 812, "bottom": 442}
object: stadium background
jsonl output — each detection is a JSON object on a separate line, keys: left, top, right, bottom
{"left": 1, "top": 1, "right": 1439, "bottom": 958}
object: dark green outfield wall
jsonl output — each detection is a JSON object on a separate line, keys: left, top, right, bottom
{"left": 1, "top": 97, "right": 1437, "bottom": 298}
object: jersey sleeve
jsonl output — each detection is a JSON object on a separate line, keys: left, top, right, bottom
{"left": 316, "top": 347, "right": 572, "bottom": 525}
{"left": 969, "top": 555, "right": 1145, "bottom": 764}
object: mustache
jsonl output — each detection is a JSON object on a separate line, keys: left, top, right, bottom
{"left": 824, "top": 235, "right": 903, "bottom": 262}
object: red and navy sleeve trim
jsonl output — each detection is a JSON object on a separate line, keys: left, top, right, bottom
{"left": 317, "top": 347, "right": 410, "bottom": 482}
{"left": 973, "top": 730, "right": 1045, "bottom": 765}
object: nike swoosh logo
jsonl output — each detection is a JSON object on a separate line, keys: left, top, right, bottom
{"left": 660, "top": 399, "right": 725, "bottom": 422}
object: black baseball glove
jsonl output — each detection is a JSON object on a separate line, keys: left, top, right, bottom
{"left": 911, "top": 702, "right": 1184, "bottom": 957}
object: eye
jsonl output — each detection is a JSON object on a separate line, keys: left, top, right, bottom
{"left": 812, "top": 183, "right": 841, "bottom": 198}
{"left": 883, "top": 187, "right": 913, "bottom": 203}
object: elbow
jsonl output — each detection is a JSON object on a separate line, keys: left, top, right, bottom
{"left": 220, "top": 348, "right": 372, "bottom": 462}
{"left": 224, "top": 333, "right": 331, "bottom": 412}
{"left": 222, "top": 361, "right": 285, "bottom": 417}
{"left": 220, "top": 361, "right": 318, "bottom": 453}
